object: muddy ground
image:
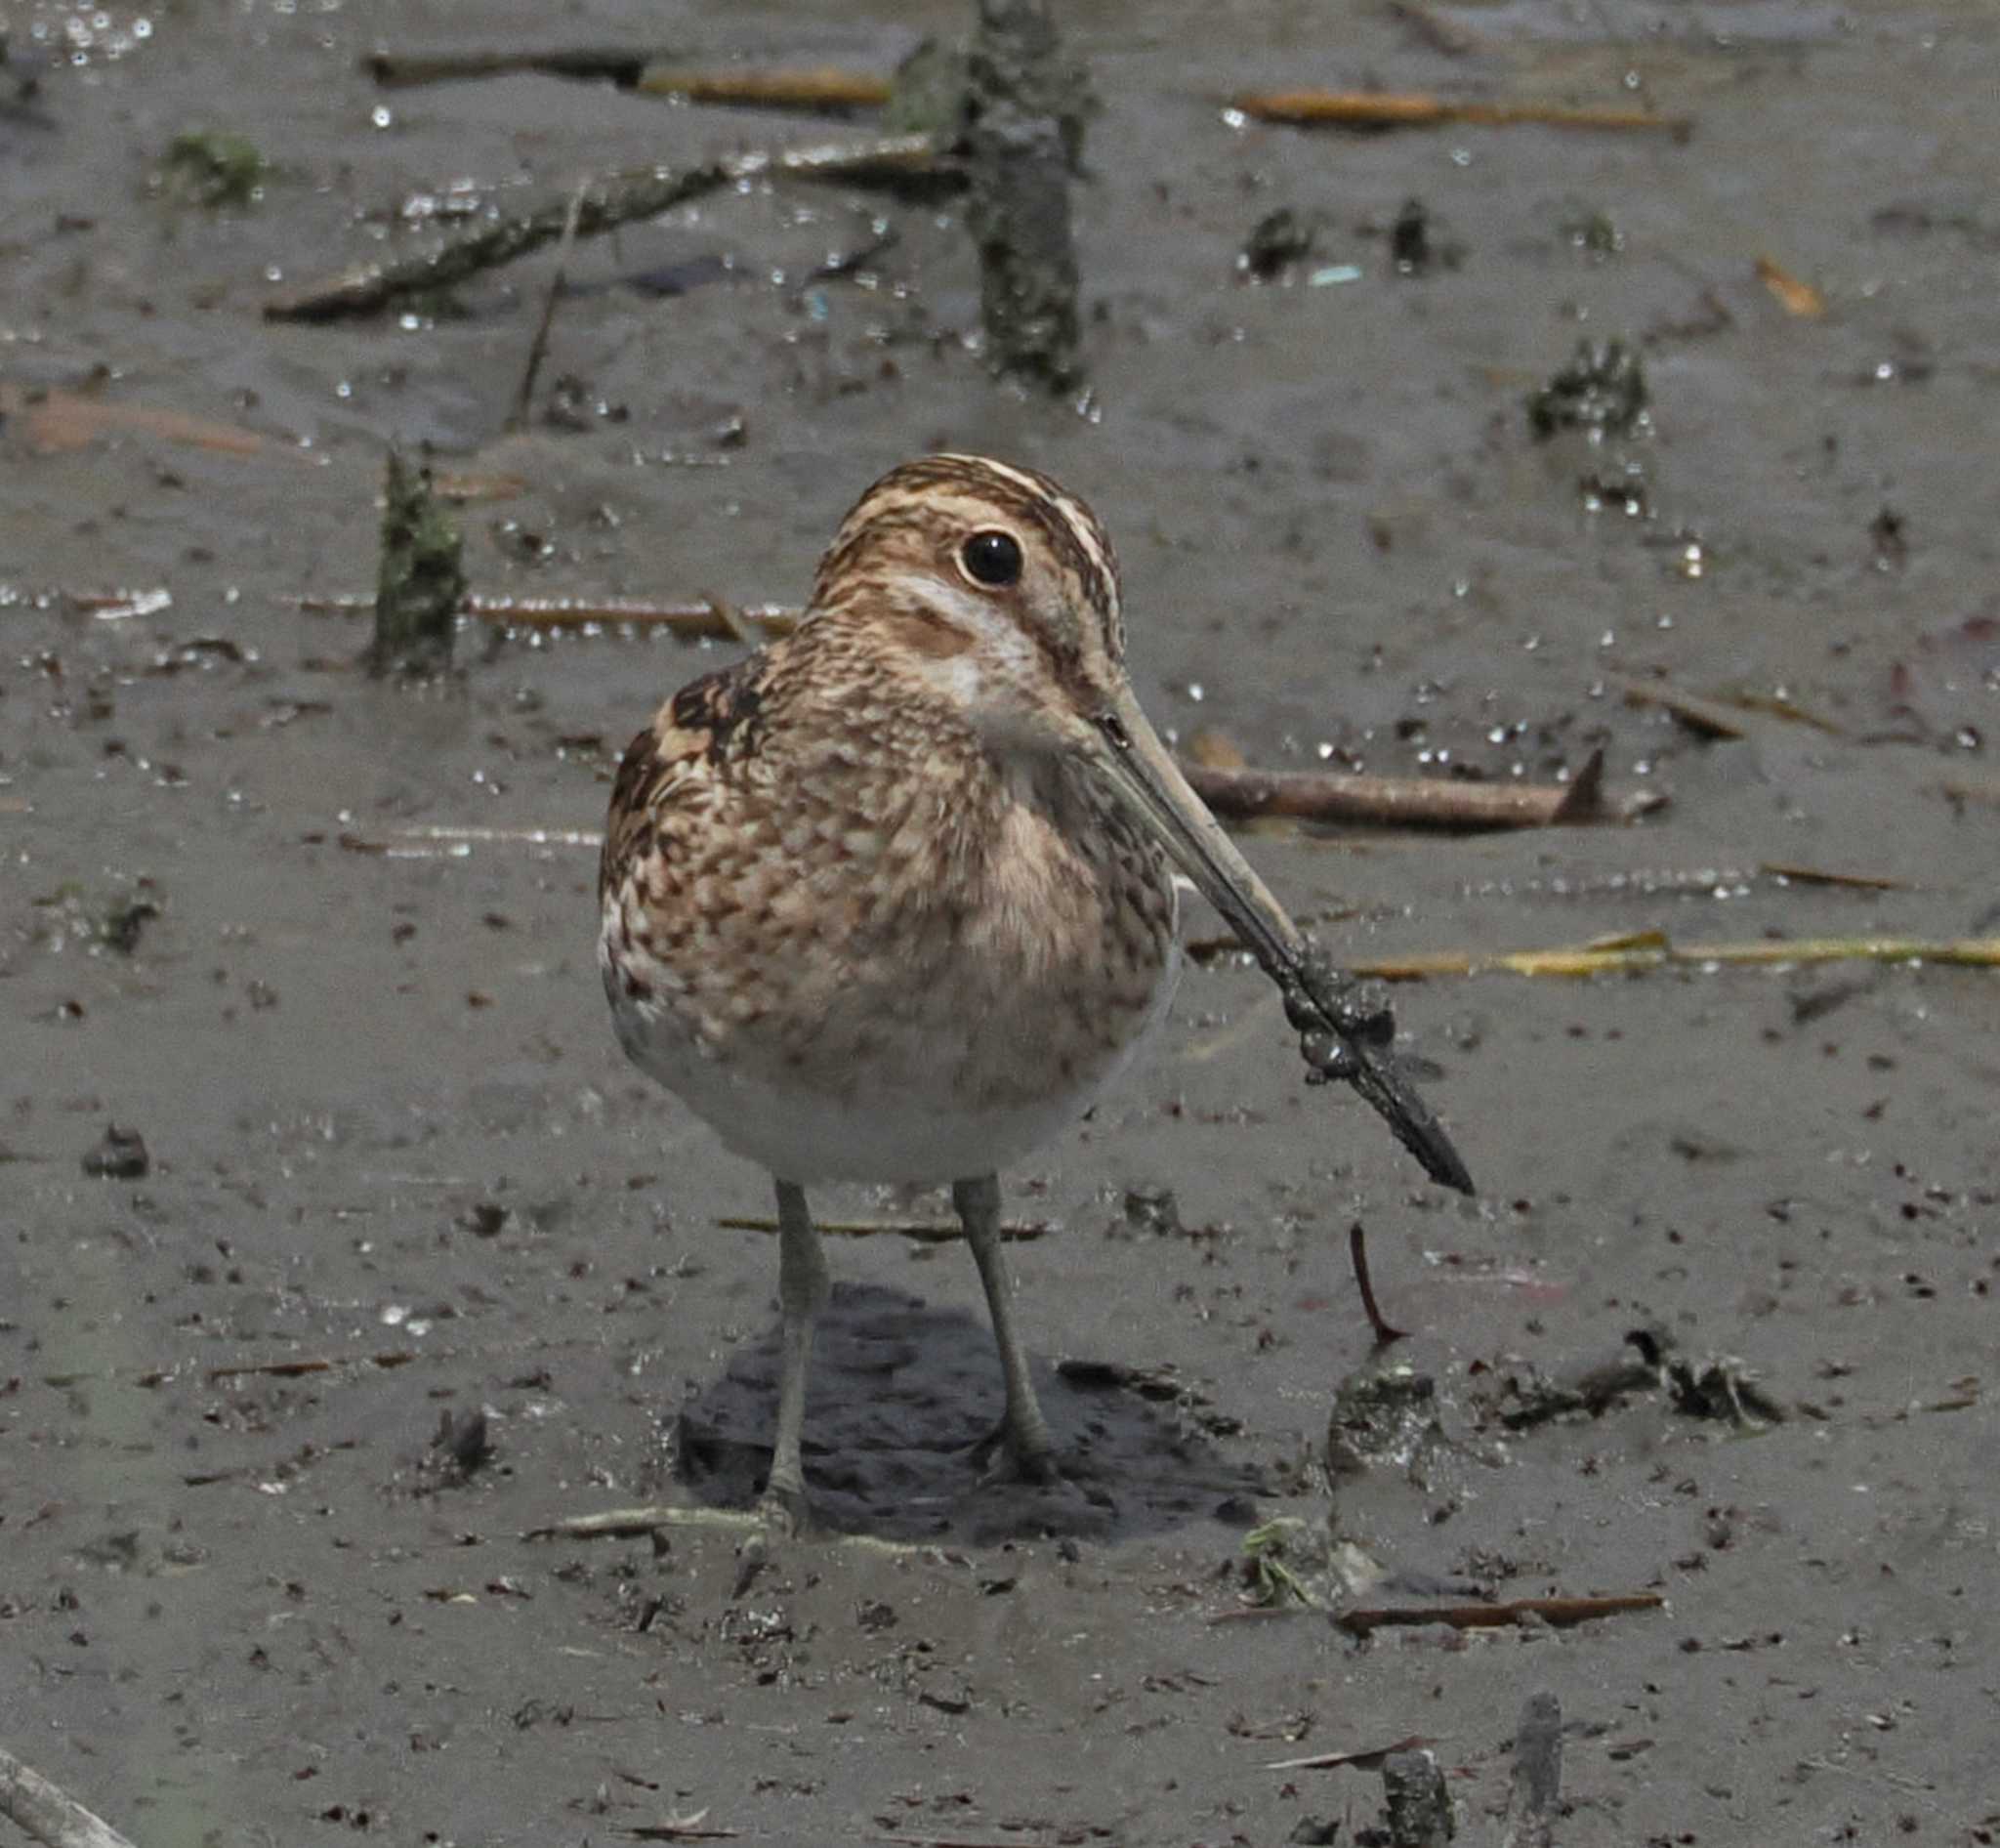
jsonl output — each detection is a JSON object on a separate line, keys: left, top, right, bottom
{"left": 4, "top": 1, "right": 1998, "bottom": 1843}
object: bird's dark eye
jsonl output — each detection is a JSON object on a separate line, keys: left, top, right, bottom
{"left": 960, "top": 529, "right": 1023, "bottom": 588}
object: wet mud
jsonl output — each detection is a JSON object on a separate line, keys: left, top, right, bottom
{"left": 3, "top": 2, "right": 1998, "bottom": 1844}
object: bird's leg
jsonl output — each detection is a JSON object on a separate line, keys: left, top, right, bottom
{"left": 762, "top": 1177, "right": 828, "bottom": 1533}
{"left": 953, "top": 1173, "right": 1059, "bottom": 1484}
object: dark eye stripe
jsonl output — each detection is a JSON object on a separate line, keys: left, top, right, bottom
{"left": 822, "top": 454, "right": 1126, "bottom": 658}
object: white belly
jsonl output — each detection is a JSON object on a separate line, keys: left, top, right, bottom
{"left": 604, "top": 936, "right": 1182, "bottom": 1187}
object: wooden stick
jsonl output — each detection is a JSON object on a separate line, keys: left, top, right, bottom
{"left": 1354, "top": 934, "right": 2000, "bottom": 982}
{"left": 0, "top": 1747, "right": 142, "bottom": 1848}
{"left": 264, "top": 134, "right": 939, "bottom": 321}
{"left": 1231, "top": 88, "right": 1690, "bottom": 135}
{"left": 1185, "top": 746, "right": 1608, "bottom": 829}
{"left": 636, "top": 64, "right": 893, "bottom": 111}
{"left": 1338, "top": 1591, "right": 1664, "bottom": 1636}
{"left": 208, "top": 1351, "right": 414, "bottom": 1382}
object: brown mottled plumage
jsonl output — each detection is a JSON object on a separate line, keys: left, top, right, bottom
{"left": 599, "top": 455, "right": 1321, "bottom": 1530}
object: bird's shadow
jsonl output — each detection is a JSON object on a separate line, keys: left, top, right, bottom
{"left": 676, "top": 1281, "right": 1266, "bottom": 1545}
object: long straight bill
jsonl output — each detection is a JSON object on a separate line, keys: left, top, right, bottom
{"left": 1090, "top": 686, "right": 1475, "bottom": 1194}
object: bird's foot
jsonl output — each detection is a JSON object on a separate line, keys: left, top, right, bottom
{"left": 754, "top": 1477, "right": 815, "bottom": 1541}
{"left": 968, "top": 1416, "right": 1062, "bottom": 1488}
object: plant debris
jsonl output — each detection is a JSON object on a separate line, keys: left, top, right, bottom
{"left": 370, "top": 448, "right": 466, "bottom": 677}
{"left": 1479, "top": 1325, "right": 1786, "bottom": 1431}
{"left": 1239, "top": 207, "right": 1318, "bottom": 280}
{"left": 1326, "top": 1365, "right": 1442, "bottom": 1479}
{"left": 1526, "top": 338, "right": 1650, "bottom": 441}
{"left": 81, "top": 1123, "right": 149, "bottom": 1180}
{"left": 160, "top": 128, "right": 266, "bottom": 207}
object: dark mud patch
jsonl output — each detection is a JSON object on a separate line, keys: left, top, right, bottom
{"left": 678, "top": 1281, "right": 1266, "bottom": 1543}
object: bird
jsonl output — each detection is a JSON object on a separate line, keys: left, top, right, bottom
{"left": 599, "top": 453, "right": 1468, "bottom": 1533}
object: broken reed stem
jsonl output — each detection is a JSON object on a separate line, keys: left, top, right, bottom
{"left": 0, "top": 1746, "right": 142, "bottom": 1848}
{"left": 962, "top": 0, "right": 1089, "bottom": 391}
{"left": 636, "top": 64, "right": 894, "bottom": 110}
{"left": 1500, "top": 1691, "right": 1563, "bottom": 1848}
{"left": 718, "top": 1213, "right": 1048, "bottom": 1242}
{"left": 1356, "top": 933, "right": 2000, "bottom": 982}
{"left": 287, "top": 592, "right": 803, "bottom": 638}
{"left": 1349, "top": 1222, "right": 1408, "bottom": 1345}
{"left": 1187, "top": 746, "right": 1606, "bottom": 829}
{"left": 1339, "top": 1591, "right": 1664, "bottom": 1637}
{"left": 509, "top": 177, "right": 590, "bottom": 432}
{"left": 264, "top": 134, "right": 940, "bottom": 320}
{"left": 370, "top": 448, "right": 465, "bottom": 676}
{"left": 1615, "top": 673, "right": 1844, "bottom": 737}
{"left": 1232, "top": 87, "right": 1690, "bottom": 135}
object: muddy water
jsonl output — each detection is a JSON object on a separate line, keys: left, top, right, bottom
{"left": 4, "top": 1, "right": 1997, "bottom": 1843}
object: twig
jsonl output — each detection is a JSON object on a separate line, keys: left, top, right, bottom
{"left": 286, "top": 592, "right": 802, "bottom": 638}
{"left": 0, "top": 381, "right": 319, "bottom": 464}
{"left": 1231, "top": 88, "right": 1691, "bottom": 136}
{"left": 1185, "top": 747, "right": 1618, "bottom": 830}
{"left": 510, "top": 178, "right": 589, "bottom": 432}
{"left": 1500, "top": 1690, "right": 1563, "bottom": 1848}
{"left": 0, "top": 1746, "right": 141, "bottom": 1848}
{"left": 264, "top": 135, "right": 941, "bottom": 321}
{"left": 1349, "top": 1222, "right": 1408, "bottom": 1346}
{"left": 1266, "top": 1733, "right": 1433, "bottom": 1773}
{"left": 718, "top": 1213, "right": 1050, "bottom": 1241}
{"left": 364, "top": 46, "right": 677, "bottom": 88}
{"left": 1939, "top": 772, "right": 2000, "bottom": 811}
{"left": 626, "top": 1817, "right": 738, "bottom": 1843}
{"left": 1386, "top": 1, "right": 1490, "bottom": 56}
{"left": 63, "top": 589, "right": 174, "bottom": 619}
{"left": 1613, "top": 673, "right": 1844, "bottom": 738}
{"left": 1611, "top": 673, "right": 1747, "bottom": 737}
{"left": 1760, "top": 861, "right": 1907, "bottom": 892}
{"left": 636, "top": 64, "right": 893, "bottom": 111}
{"left": 1337, "top": 1592, "right": 1664, "bottom": 1637}
{"left": 521, "top": 1505, "right": 926, "bottom": 1555}
{"left": 1354, "top": 933, "right": 2000, "bottom": 982}
{"left": 207, "top": 1351, "right": 415, "bottom": 1381}
{"left": 866, "top": 1838, "right": 1078, "bottom": 1848}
